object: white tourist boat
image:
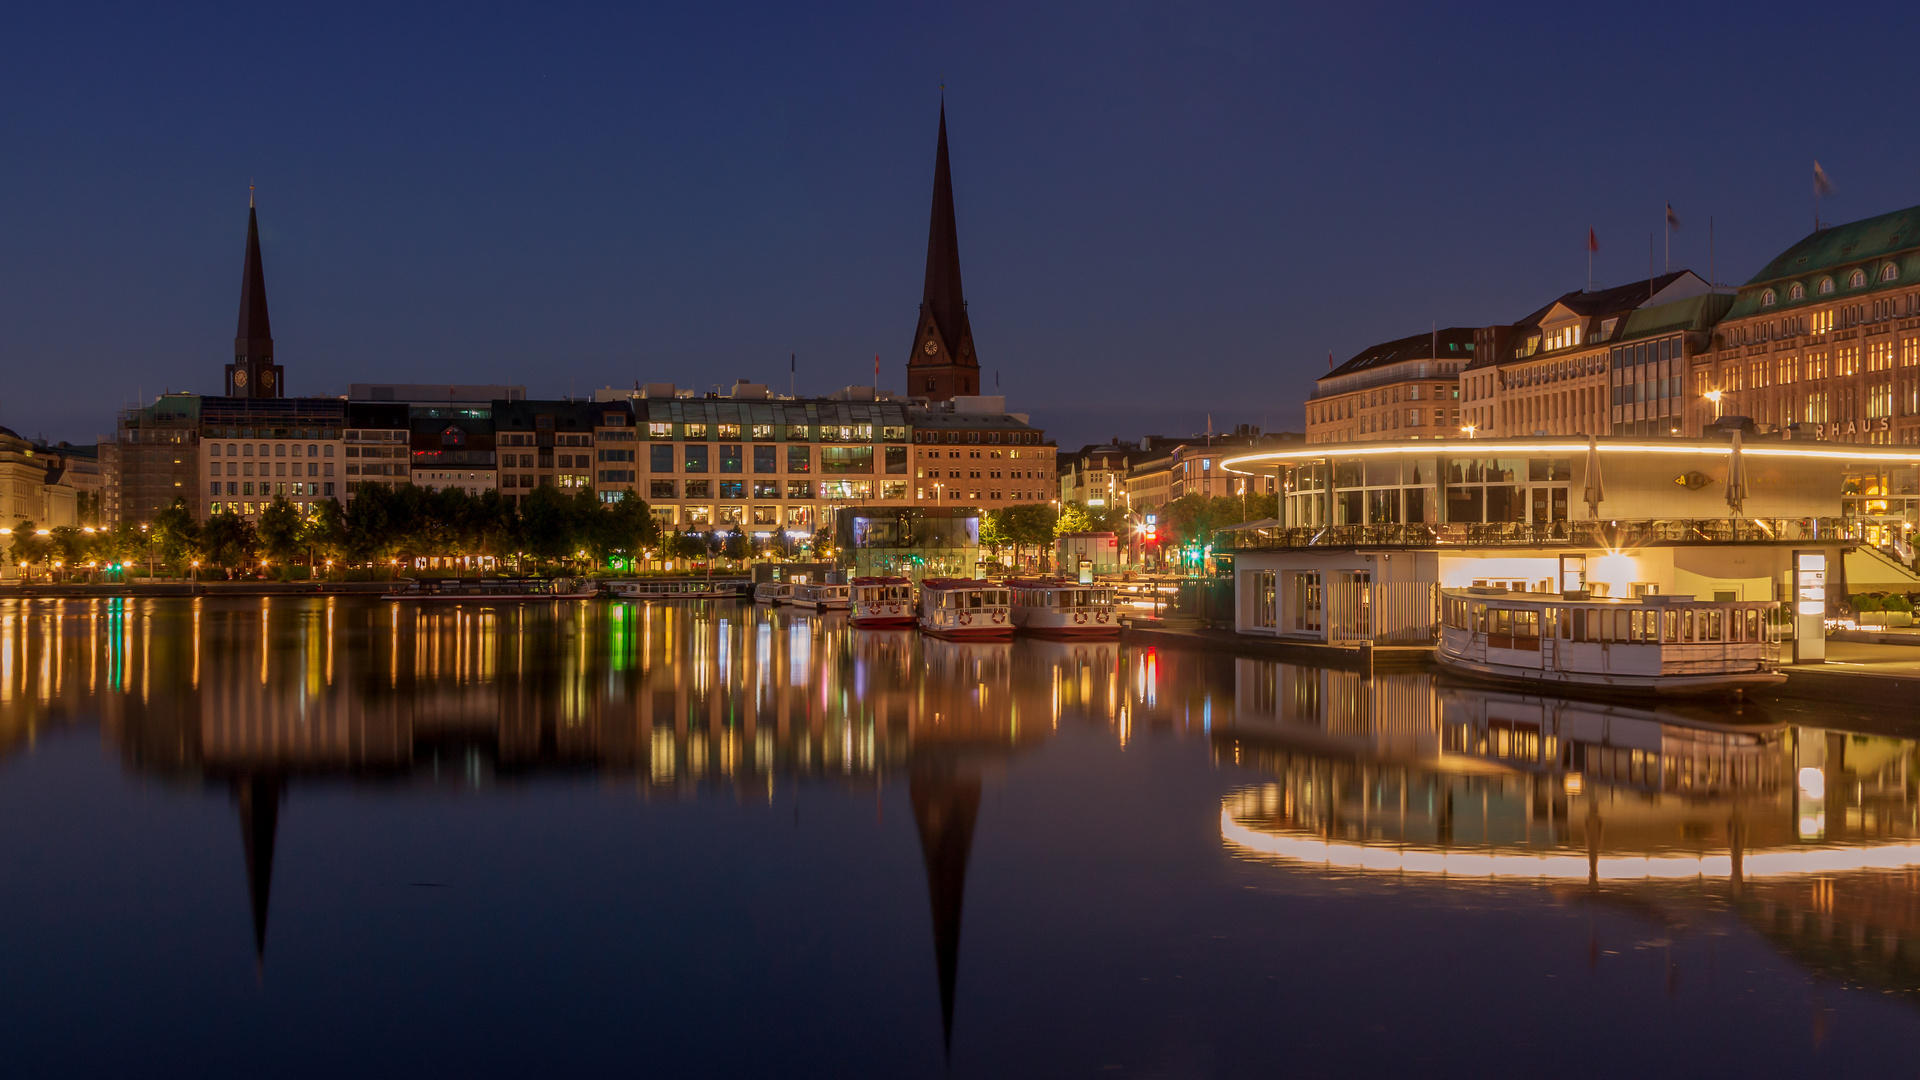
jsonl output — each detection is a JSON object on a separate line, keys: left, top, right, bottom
{"left": 387, "top": 577, "right": 598, "bottom": 602}
{"left": 916, "top": 578, "right": 1013, "bottom": 639}
{"left": 850, "top": 576, "right": 916, "bottom": 627}
{"left": 753, "top": 581, "right": 795, "bottom": 605}
{"left": 1436, "top": 586, "right": 1786, "bottom": 694}
{"left": 608, "top": 577, "right": 751, "bottom": 601}
{"left": 791, "top": 582, "right": 852, "bottom": 611}
{"left": 1008, "top": 578, "right": 1119, "bottom": 637}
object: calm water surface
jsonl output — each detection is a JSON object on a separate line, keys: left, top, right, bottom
{"left": 3, "top": 596, "right": 1920, "bottom": 1078}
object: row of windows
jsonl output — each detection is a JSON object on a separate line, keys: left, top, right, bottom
{"left": 208, "top": 442, "right": 334, "bottom": 458}
{"left": 914, "top": 430, "right": 1040, "bottom": 445}
{"left": 209, "top": 481, "right": 335, "bottom": 499}
{"left": 1761, "top": 264, "right": 1903, "bottom": 306}
{"left": 1445, "top": 600, "right": 1774, "bottom": 646}
{"left": 210, "top": 461, "right": 333, "bottom": 478}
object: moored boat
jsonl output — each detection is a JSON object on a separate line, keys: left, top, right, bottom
{"left": 608, "top": 577, "right": 751, "bottom": 601}
{"left": 916, "top": 578, "right": 1013, "bottom": 639}
{"left": 386, "top": 577, "right": 598, "bottom": 602}
{"left": 1436, "top": 586, "right": 1786, "bottom": 694}
{"left": 850, "top": 576, "right": 915, "bottom": 627}
{"left": 1008, "top": 578, "right": 1119, "bottom": 637}
{"left": 753, "top": 581, "right": 794, "bottom": 605}
{"left": 791, "top": 582, "right": 852, "bottom": 610}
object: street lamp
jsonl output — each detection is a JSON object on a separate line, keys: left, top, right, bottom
{"left": 1460, "top": 424, "right": 1477, "bottom": 439}
{"left": 1704, "top": 388, "right": 1725, "bottom": 421}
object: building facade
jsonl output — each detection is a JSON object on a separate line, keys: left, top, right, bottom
{"left": 1692, "top": 205, "right": 1920, "bottom": 451}
{"left": 1307, "top": 329, "right": 1473, "bottom": 444}
{"left": 199, "top": 395, "right": 344, "bottom": 518}
{"left": 910, "top": 396, "right": 1052, "bottom": 508}
{"left": 621, "top": 387, "right": 911, "bottom": 535}
{"left": 0, "top": 427, "right": 79, "bottom": 528}
{"left": 1461, "top": 272, "right": 1718, "bottom": 441}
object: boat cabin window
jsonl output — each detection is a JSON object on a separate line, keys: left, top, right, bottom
{"left": 1486, "top": 607, "right": 1539, "bottom": 651}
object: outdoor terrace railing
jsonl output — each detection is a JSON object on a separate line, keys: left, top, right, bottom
{"left": 1224, "top": 517, "right": 1861, "bottom": 552}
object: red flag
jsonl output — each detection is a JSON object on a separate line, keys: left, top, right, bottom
{"left": 1587, "top": 227, "right": 1599, "bottom": 253}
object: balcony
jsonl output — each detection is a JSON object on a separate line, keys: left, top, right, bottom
{"left": 1224, "top": 517, "right": 1857, "bottom": 552}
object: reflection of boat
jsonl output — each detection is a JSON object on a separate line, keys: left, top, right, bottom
{"left": 752, "top": 581, "right": 794, "bottom": 604}
{"left": 917, "top": 579, "right": 1013, "bottom": 639}
{"left": 851, "top": 576, "right": 915, "bottom": 627}
{"left": 609, "top": 577, "right": 751, "bottom": 600}
{"left": 1436, "top": 586, "right": 1785, "bottom": 694}
{"left": 1007, "top": 578, "right": 1118, "bottom": 637}
{"left": 386, "top": 577, "right": 598, "bottom": 601}
{"left": 792, "top": 582, "right": 851, "bottom": 611}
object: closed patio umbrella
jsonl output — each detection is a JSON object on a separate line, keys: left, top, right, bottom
{"left": 1582, "top": 437, "right": 1605, "bottom": 518}
{"left": 1725, "top": 429, "right": 1749, "bottom": 516}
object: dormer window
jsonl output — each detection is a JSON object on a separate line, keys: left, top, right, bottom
{"left": 1761, "top": 289, "right": 1777, "bottom": 307}
{"left": 1600, "top": 317, "right": 1618, "bottom": 338}
{"left": 1882, "top": 263, "right": 1900, "bottom": 282}
{"left": 1789, "top": 283, "right": 1806, "bottom": 301}
{"left": 1818, "top": 277, "right": 1835, "bottom": 295}
{"left": 1848, "top": 269, "right": 1867, "bottom": 288}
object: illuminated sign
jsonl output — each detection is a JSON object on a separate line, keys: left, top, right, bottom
{"left": 1794, "top": 552, "right": 1825, "bottom": 616}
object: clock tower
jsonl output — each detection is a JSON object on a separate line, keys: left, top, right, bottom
{"left": 907, "top": 102, "right": 981, "bottom": 402}
{"left": 224, "top": 196, "right": 284, "bottom": 398}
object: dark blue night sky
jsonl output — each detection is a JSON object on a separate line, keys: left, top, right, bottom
{"left": 5, "top": 1, "right": 1919, "bottom": 448}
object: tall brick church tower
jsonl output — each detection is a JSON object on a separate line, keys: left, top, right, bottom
{"left": 907, "top": 103, "right": 981, "bottom": 401}
{"left": 224, "top": 194, "right": 284, "bottom": 398}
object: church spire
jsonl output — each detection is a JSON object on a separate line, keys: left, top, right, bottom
{"left": 908, "top": 100, "right": 980, "bottom": 400}
{"left": 227, "top": 197, "right": 283, "bottom": 397}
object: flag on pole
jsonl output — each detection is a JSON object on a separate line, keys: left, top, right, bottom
{"left": 1665, "top": 203, "right": 1681, "bottom": 232}
{"left": 1813, "top": 161, "right": 1836, "bottom": 196}
{"left": 1587, "top": 227, "right": 1599, "bottom": 253}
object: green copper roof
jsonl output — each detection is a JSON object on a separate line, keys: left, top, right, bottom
{"left": 1616, "top": 292, "right": 1734, "bottom": 342}
{"left": 1726, "top": 204, "right": 1920, "bottom": 319}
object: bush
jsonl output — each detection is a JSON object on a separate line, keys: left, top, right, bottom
{"left": 1852, "top": 593, "right": 1884, "bottom": 613}
{"left": 1886, "top": 594, "right": 1915, "bottom": 613}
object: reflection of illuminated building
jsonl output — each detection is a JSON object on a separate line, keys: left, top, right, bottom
{"left": 1215, "top": 657, "right": 1920, "bottom": 996}
{"left": 0, "top": 596, "right": 1169, "bottom": 1045}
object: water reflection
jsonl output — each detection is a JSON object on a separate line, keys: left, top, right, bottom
{"left": 0, "top": 596, "right": 1152, "bottom": 1047}
{"left": 8, "top": 596, "right": 1920, "bottom": 1055}
{"left": 1215, "top": 661, "right": 1920, "bottom": 1002}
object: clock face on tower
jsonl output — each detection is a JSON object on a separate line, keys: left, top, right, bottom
{"left": 233, "top": 369, "right": 248, "bottom": 388}
{"left": 261, "top": 370, "right": 275, "bottom": 388}
{"left": 922, "top": 340, "right": 937, "bottom": 355}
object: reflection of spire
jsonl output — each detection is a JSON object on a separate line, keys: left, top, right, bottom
{"left": 236, "top": 776, "right": 284, "bottom": 971}
{"left": 909, "top": 765, "right": 981, "bottom": 1056}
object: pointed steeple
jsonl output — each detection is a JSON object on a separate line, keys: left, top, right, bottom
{"left": 236, "top": 206, "right": 272, "bottom": 362}
{"left": 226, "top": 196, "right": 283, "bottom": 397}
{"left": 235, "top": 776, "right": 283, "bottom": 971}
{"left": 908, "top": 100, "right": 980, "bottom": 401}
{"left": 910, "top": 764, "right": 981, "bottom": 1056}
